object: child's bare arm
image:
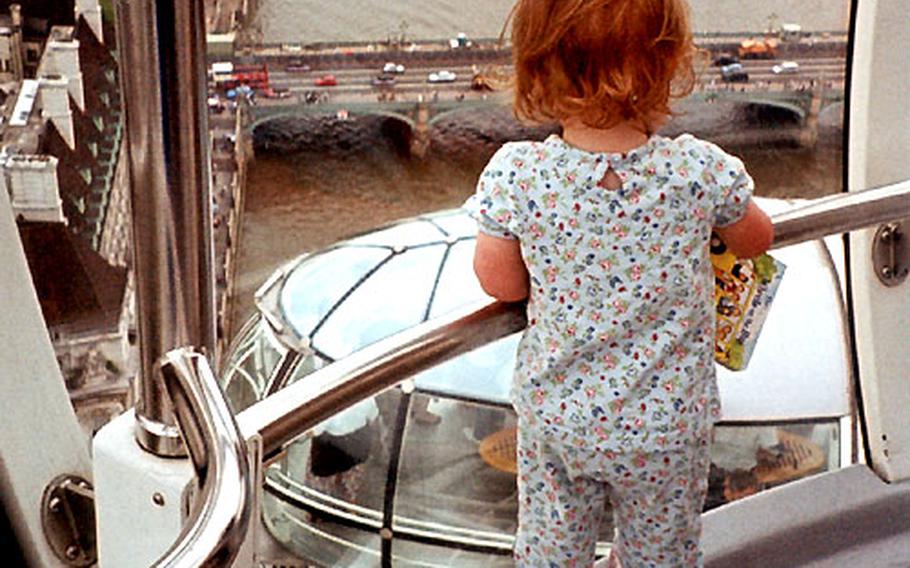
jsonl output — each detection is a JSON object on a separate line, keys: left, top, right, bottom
{"left": 715, "top": 200, "right": 774, "bottom": 259}
{"left": 473, "top": 232, "right": 530, "bottom": 302}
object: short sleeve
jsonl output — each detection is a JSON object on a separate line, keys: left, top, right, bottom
{"left": 701, "top": 142, "right": 754, "bottom": 227}
{"left": 462, "top": 145, "right": 523, "bottom": 240}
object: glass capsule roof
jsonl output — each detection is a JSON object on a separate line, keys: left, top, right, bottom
{"left": 248, "top": 205, "right": 851, "bottom": 419}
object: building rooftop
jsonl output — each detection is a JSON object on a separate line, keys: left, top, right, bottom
{"left": 17, "top": 221, "right": 127, "bottom": 335}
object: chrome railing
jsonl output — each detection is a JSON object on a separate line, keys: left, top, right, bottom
{"left": 155, "top": 176, "right": 910, "bottom": 566}
{"left": 153, "top": 349, "right": 252, "bottom": 568}
{"left": 771, "top": 179, "right": 910, "bottom": 248}
{"left": 116, "top": 0, "right": 216, "bottom": 458}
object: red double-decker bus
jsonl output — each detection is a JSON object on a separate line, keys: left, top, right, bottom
{"left": 210, "top": 62, "right": 270, "bottom": 91}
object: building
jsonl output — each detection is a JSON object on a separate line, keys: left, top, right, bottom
{"left": 0, "top": 1, "right": 133, "bottom": 435}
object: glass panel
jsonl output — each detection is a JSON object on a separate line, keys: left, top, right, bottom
{"left": 394, "top": 394, "right": 519, "bottom": 538}
{"left": 413, "top": 334, "right": 518, "bottom": 405}
{"left": 431, "top": 211, "right": 481, "bottom": 240}
{"left": 313, "top": 244, "right": 446, "bottom": 359}
{"left": 261, "top": 389, "right": 403, "bottom": 566}
{"left": 220, "top": 315, "right": 287, "bottom": 412}
{"left": 347, "top": 219, "right": 447, "bottom": 247}
{"left": 281, "top": 247, "right": 392, "bottom": 339}
{"left": 706, "top": 421, "right": 840, "bottom": 509}
{"left": 262, "top": 494, "right": 383, "bottom": 568}
{"left": 389, "top": 539, "right": 514, "bottom": 568}
{"left": 426, "top": 239, "right": 487, "bottom": 320}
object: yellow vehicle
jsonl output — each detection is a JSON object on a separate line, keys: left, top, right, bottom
{"left": 739, "top": 37, "right": 780, "bottom": 59}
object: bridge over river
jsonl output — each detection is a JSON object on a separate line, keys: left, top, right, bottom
{"left": 245, "top": 85, "right": 844, "bottom": 157}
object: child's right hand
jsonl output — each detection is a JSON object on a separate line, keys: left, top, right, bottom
{"left": 715, "top": 200, "right": 774, "bottom": 259}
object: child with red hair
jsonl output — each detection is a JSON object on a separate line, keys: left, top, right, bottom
{"left": 464, "top": 0, "right": 774, "bottom": 566}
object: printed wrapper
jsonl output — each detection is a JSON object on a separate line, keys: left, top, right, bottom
{"left": 712, "top": 241, "right": 785, "bottom": 371}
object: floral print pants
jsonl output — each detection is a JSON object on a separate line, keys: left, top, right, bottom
{"left": 514, "top": 417, "right": 712, "bottom": 568}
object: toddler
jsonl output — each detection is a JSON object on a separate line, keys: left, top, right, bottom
{"left": 463, "top": 0, "right": 774, "bottom": 566}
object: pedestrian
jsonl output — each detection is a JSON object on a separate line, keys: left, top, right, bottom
{"left": 462, "top": 1, "right": 774, "bottom": 566}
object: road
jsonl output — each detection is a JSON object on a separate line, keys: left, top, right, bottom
{"left": 237, "top": 55, "right": 846, "bottom": 109}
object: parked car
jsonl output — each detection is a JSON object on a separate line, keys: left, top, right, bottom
{"left": 285, "top": 59, "right": 311, "bottom": 73}
{"left": 206, "top": 95, "right": 225, "bottom": 114}
{"left": 382, "top": 62, "right": 406, "bottom": 74}
{"left": 371, "top": 74, "right": 397, "bottom": 87}
{"left": 427, "top": 70, "right": 457, "bottom": 83}
{"left": 772, "top": 60, "right": 800, "bottom": 74}
{"left": 713, "top": 53, "right": 740, "bottom": 67}
{"left": 721, "top": 63, "right": 750, "bottom": 83}
{"left": 314, "top": 74, "right": 338, "bottom": 87}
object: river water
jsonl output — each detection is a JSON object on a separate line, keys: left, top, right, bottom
{"left": 230, "top": 1, "right": 850, "bottom": 329}
{"left": 258, "top": 0, "right": 850, "bottom": 44}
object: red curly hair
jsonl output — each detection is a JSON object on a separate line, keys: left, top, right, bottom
{"left": 508, "top": 0, "right": 697, "bottom": 133}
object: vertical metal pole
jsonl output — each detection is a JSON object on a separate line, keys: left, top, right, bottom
{"left": 115, "top": 0, "right": 216, "bottom": 456}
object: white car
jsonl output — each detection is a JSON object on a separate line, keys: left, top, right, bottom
{"left": 427, "top": 70, "right": 457, "bottom": 83}
{"left": 382, "top": 62, "right": 405, "bottom": 74}
{"left": 772, "top": 60, "right": 800, "bottom": 74}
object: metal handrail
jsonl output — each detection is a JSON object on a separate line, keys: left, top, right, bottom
{"left": 239, "top": 177, "right": 910, "bottom": 458}
{"left": 166, "top": 177, "right": 910, "bottom": 566}
{"left": 236, "top": 299, "right": 527, "bottom": 460}
{"left": 117, "top": 0, "right": 216, "bottom": 458}
{"left": 771, "top": 178, "right": 910, "bottom": 248}
{"left": 153, "top": 348, "right": 252, "bottom": 567}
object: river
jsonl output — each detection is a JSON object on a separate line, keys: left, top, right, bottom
{"left": 257, "top": 0, "right": 850, "bottom": 44}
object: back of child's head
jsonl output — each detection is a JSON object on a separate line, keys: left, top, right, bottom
{"left": 508, "top": 0, "right": 697, "bottom": 133}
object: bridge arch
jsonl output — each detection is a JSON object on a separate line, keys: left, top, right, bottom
{"left": 248, "top": 109, "right": 416, "bottom": 133}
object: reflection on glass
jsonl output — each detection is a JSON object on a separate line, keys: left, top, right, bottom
{"left": 264, "top": 389, "right": 402, "bottom": 567}
{"left": 430, "top": 211, "right": 482, "bottom": 240}
{"left": 281, "top": 247, "right": 391, "bottom": 338}
{"left": 427, "top": 240, "right": 487, "bottom": 320}
{"left": 347, "top": 219, "right": 452, "bottom": 247}
{"left": 221, "top": 315, "right": 287, "bottom": 412}
{"left": 396, "top": 395, "right": 517, "bottom": 536}
{"left": 705, "top": 421, "right": 840, "bottom": 509}
{"left": 313, "top": 244, "right": 446, "bottom": 358}
{"left": 413, "top": 334, "right": 516, "bottom": 404}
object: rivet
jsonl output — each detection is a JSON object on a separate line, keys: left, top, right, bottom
{"left": 65, "top": 545, "right": 80, "bottom": 560}
{"left": 48, "top": 496, "right": 62, "bottom": 514}
{"left": 152, "top": 492, "right": 166, "bottom": 507}
{"left": 380, "top": 527, "right": 393, "bottom": 540}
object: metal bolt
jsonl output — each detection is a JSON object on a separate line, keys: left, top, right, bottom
{"left": 152, "top": 492, "right": 166, "bottom": 507}
{"left": 881, "top": 227, "right": 893, "bottom": 242}
{"left": 881, "top": 266, "right": 893, "bottom": 279}
{"left": 65, "top": 545, "right": 80, "bottom": 560}
{"left": 379, "top": 527, "right": 393, "bottom": 540}
{"left": 48, "top": 496, "right": 62, "bottom": 514}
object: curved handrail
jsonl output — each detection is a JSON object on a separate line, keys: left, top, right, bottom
{"left": 152, "top": 348, "right": 253, "bottom": 567}
{"left": 236, "top": 299, "right": 527, "bottom": 460}
{"left": 239, "top": 177, "right": 910, "bottom": 458}
{"left": 164, "top": 177, "right": 910, "bottom": 565}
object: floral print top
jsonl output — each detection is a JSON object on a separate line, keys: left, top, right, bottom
{"left": 463, "top": 134, "right": 753, "bottom": 454}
